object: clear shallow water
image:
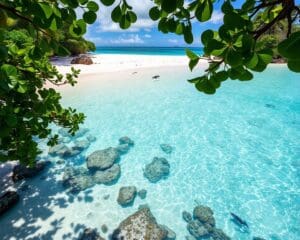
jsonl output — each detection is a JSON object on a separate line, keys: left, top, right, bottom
{"left": 0, "top": 65, "right": 299, "bottom": 240}
{"left": 94, "top": 46, "right": 203, "bottom": 56}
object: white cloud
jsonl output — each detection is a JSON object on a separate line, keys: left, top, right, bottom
{"left": 110, "top": 34, "right": 144, "bottom": 44}
{"left": 168, "top": 39, "right": 178, "bottom": 44}
{"left": 209, "top": 11, "right": 224, "bottom": 24}
{"left": 95, "top": 0, "right": 155, "bottom": 33}
{"left": 144, "top": 34, "right": 151, "bottom": 38}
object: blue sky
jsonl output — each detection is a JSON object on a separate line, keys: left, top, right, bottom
{"left": 85, "top": 0, "right": 226, "bottom": 47}
{"left": 84, "top": 0, "right": 299, "bottom": 47}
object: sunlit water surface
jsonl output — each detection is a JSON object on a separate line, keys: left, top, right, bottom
{"left": 0, "top": 65, "right": 299, "bottom": 240}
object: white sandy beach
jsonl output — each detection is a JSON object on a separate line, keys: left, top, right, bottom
{"left": 53, "top": 54, "right": 208, "bottom": 75}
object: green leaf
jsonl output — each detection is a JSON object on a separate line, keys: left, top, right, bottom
{"left": 100, "top": 0, "right": 115, "bottom": 6}
{"left": 189, "top": 58, "right": 200, "bottom": 71}
{"left": 258, "top": 49, "right": 273, "bottom": 64}
{"left": 39, "top": 3, "right": 53, "bottom": 19}
{"left": 161, "top": 0, "right": 177, "bottom": 13}
{"left": 226, "top": 48, "right": 242, "bottom": 67}
{"left": 83, "top": 11, "right": 97, "bottom": 24}
{"left": 224, "top": 12, "right": 245, "bottom": 29}
{"left": 87, "top": 1, "right": 99, "bottom": 11}
{"left": 57, "top": 45, "right": 70, "bottom": 56}
{"left": 111, "top": 6, "right": 122, "bottom": 23}
{"left": 201, "top": 29, "right": 214, "bottom": 45}
{"left": 185, "top": 49, "right": 198, "bottom": 60}
{"left": 119, "top": 15, "right": 130, "bottom": 29}
{"left": 239, "top": 69, "right": 253, "bottom": 81}
{"left": 128, "top": 11, "right": 137, "bottom": 23}
{"left": 214, "top": 71, "right": 228, "bottom": 82}
{"left": 1, "top": 64, "right": 17, "bottom": 77}
{"left": 244, "top": 53, "right": 258, "bottom": 68}
{"left": 167, "top": 18, "right": 177, "bottom": 32}
{"left": 158, "top": 18, "right": 168, "bottom": 33}
{"left": 221, "top": 0, "right": 233, "bottom": 14}
{"left": 149, "top": 7, "right": 160, "bottom": 21}
{"left": 175, "top": 23, "right": 184, "bottom": 35}
{"left": 183, "top": 27, "right": 193, "bottom": 44}
{"left": 0, "top": 46, "right": 8, "bottom": 60}
{"left": 287, "top": 59, "right": 300, "bottom": 72}
{"left": 195, "top": 0, "right": 213, "bottom": 22}
{"left": 195, "top": 78, "right": 216, "bottom": 94}
{"left": 278, "top": 32, "right": 300, "bottom": 60}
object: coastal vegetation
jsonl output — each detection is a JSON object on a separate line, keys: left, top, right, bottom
{"left": 0, "top": 0, "right": 299, "bottom": 165}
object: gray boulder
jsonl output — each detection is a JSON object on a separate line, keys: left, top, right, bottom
{"left": 160, "top": 144, "right": 173, "bottom": 154}
{"left": 12, "top": 161, "right": 50, "bottom": 181}
{"left": 144, "top": 157, "right": 170, "bottom": 183}
{"left": 160, "top": 225, "right": 176, "bottom": 240}
{"left": 187, "top": 220, "right": 210, "bottom": 239}
{"left": 73, "top": 139, "right": 90, "bottom": 151}
{"left": 116, "top": 144, "right": 130, "bottom": 155}
{"left": 93, "top": 164, "right": 121, "bottom": 185}
{"left": 86, "top": 147, "right": 119, "bottom": 171}
{"left": 137, "top": 189, "right": 147, "bottom": 199}
{"left": 182, "top": 211, "right": 193, "bottom": 223}
{"left": 193, "top": 205, "right": 215, "bottom": 227}
{"left": 49, "top": 143, "right": 79, "bottom": 158}
{"left": 111, "top": 207, "right": 167, "bottom": 240}
{"left": 79, "top": 228, "right": 104, "bottom": 240}
{"left": 117, "top": 186, "right": 137, "bottom": 207}
{"left": 71, "top": 56, "right": 93, "bottom": 65}
{"left": 0, "top": 191, "right": 19, "bottom": 215}
{"left": 119, "top": 136, "right": 134, "bottom": 146}
{"left": 62, "top": 167, "right": 93, "bottom": 193}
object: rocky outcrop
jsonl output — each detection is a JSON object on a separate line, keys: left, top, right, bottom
{"left": 117, "top": 186, "right": 137, "bottom": 207}
{"left": 144, "top": 157, "right": 170, "bottom": 183}
{"left": 111, "top": 207, "right": 168, "bottom": 240}
{"left": 93, "top": 164, "right": 121, "bottom": 185}
{"left": 49, "top": 143, "right": 80, "bottom": 158}
{"left": 160, "top": 225, "right": 176, "bottom": 240}
{"left": 0, "top": 191, "right": 19, "bottom": 215}
{"left": 185, "top": 205, "right": 230, "bottom": 240}
{"left": 160, "top": 144, "right": 173, "bottom": 154}
{"left": 86, "top": 147, "right": 119, "bottom": 171}
{"left": 193, "top": 205, "right": 215, "bottom": 228}
{"left": 79, "top": 228, "right": 104, "bottom": 240}
{"left": 12, "top": 161, "right": 50, "bottom": 181}
{"left": 71, "top": 56, "right": 93, "bottom": 65}
{"left": 119, "top": 136, "right": 134, "bottom": 146}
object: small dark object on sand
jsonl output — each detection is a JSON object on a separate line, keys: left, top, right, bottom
{"left": 152, "top": 75, "right": 160, "bottom": 79}
{"left": 230, "top": 212, "right": 249, "bottom": 229}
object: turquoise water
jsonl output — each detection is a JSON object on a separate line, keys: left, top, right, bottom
{"left": 94, "top": 46, "right": 203, "bottom": 56}
{"left": 0, "top": 65, "right": 299, "bottom": 240}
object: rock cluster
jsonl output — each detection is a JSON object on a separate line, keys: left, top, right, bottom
{"left": 0, "top": 191, "right": 20, "bottom": 215}
{"left": 71, "top": 55, "right": 93, "bottom": 65}
{"left": 183, "top": 205, "right": 230, "bottom": 240}
{"left": 62, "top": 136, "right": 134, "bottom": 193}
{"left": 111, "top": 206, "right": 174, "bottom": 240}
{"left": 144, "top": 157, "right": 170, "bottom": 183}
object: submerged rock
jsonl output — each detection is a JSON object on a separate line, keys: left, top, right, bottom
{"left": 193, "top": 205, "right": 215, "bottom": 227}
{"left": 62, "top": 167, "right": 93, "bottom": 193}
{"left": 137, "top": 189, "right": 147, "bottom": 199}
{"left": 187, "top": 220, "right": 210, "bottom": 239}
{"left": 49, "top": 143, "right": 79, "bottom": 158}
{"left": 58, "top": 127, "right": 89, "bottom": 138}
{"left": 111, "top": 207, "right": 167, "bottom": 240}
{"left": 117, "top": 186, "right": 137, "bottom": 207}
{"left": 93, "top": 164, "right": 121, "bottom": 185}
{"left": 12, "top": 161, "right": 50, "bottom": 181}
{"left": 253, "top": 237, "right": 266, "bottom": 240}
{"left": 160, "top": 144, "right": 173, "bottom": 154}
{"left": 160, "top": 225, "right": 176, "bottom": 240}
{"left": 144, "top": 157, "right": 170, "bottom": 183}
{"left": 0, "top": 191, "right": 19, "bottom": 215}
{"left": 73, "top": 139, "right": 90, "bottom": 151}
{"left": 119, "top": 136, "right": 134, "bottom": 146}
{"left": 86, "top": 147, "right": 119, "bottom": 171}
{"left": 79, "top": 228, "right": 104, "bottom": 240}
{"left": 101, "top": 224, "right": 108, "bottom": 233}
{"left": 86, "top": 134, "right": 97, "bottom": 143}
{"left": 116, "top": 144, "right": 130, "bottom": 155}
{"left": 182, "top": 211, "right": 193, "bottom": 223}
{"left": 211, "top": 228, "right": 231, "bottom": 240}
